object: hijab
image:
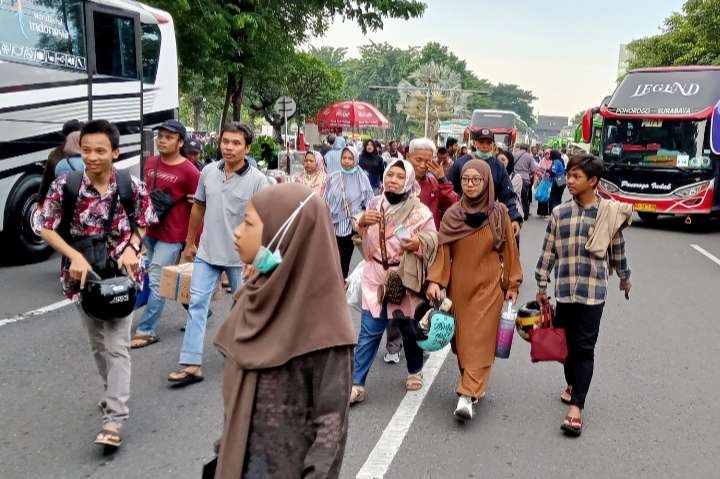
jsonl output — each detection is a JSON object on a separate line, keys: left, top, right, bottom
{"left": 293, "top": 150, "right": 326, "bottom": 193}
{"left": 213, "top": 182, "right": 356, "bottom": 478}
{"left": 438, "top": 159, "right": 507, "bottom": 250}
{"left": 380, "top": 159, "right": 421, "bottom": 224}
{"left": 63, "top": 131, "right": 81, "bottom": 157}
{"left": 324, "top": 146, "right": 373, "bottom": 218}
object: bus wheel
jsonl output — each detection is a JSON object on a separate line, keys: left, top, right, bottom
{"left": 3, "top": 174, "right": 53, "bottom": 264}
{"left": 638, "top": 212, "right": 659, "bottom": 223}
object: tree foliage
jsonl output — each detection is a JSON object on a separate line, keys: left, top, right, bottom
{"left": 628, "top": 0, "right": 720, "bottom": 68}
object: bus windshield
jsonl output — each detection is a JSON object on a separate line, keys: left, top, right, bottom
{"left": 471, "top": 112, "right": 515, "bottom": 129}
{"left": 602, "top": 119, "right": 713, "bottom": 170}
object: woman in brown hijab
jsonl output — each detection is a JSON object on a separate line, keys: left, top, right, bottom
{"left": 426, "top": 160, "right": 522, "bottom": 423}
{"left": 213, "top": 182, "right": 356, "bottom": 478}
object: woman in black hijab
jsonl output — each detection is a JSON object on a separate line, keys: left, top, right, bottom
{"left": 359, "top": 139, "right": 385, "bottom": 192}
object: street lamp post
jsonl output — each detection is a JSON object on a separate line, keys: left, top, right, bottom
{"left": 369, "top": 85, "right": 487, "bottom": 138}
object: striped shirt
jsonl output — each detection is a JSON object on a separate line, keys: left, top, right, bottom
{"left": 535, "top": 197, "right": 630, "bottom": 305}
{"left": 323, "top": 170, "right": 374, "bottom": 236}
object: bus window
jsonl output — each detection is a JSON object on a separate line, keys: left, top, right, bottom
{"left": 0, "top": 0, "right": 85, "bottom": 70}
{"left": 141, "top": 23, "right": 161, "bottom": 84}
{"left": 93, "top": 12, "right": 137, "bottom": 79}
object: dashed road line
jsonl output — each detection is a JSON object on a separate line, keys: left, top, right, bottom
{"left": 690, "top": 244, "right": 720, "bottom": 268}
{"left": 0, "top": 299, "right": 74, "bottom": 327}
{"left": 356, "top": 344, "right": 451, "bottom": 479}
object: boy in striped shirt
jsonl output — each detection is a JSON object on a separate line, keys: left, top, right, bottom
{"left": 535, "top": 154, "right": 632, "bottom": 436}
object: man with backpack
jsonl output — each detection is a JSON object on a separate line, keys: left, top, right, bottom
{"left": 131, "top": 120, "right": 200, "bottom": 349}
{"left": 36, "top": 120, "right": 157, "bottom": 449}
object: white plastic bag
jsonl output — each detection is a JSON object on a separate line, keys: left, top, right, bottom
{"left": 345, "top": 260, "right": 365, "bottom": 311}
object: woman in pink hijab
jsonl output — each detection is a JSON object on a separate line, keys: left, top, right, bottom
{"left": 293, "top": 150, "right": 327, "bottom": 195}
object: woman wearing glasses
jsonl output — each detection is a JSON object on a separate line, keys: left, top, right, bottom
{"left": 426, "top": 160, "right": 522, "bottom": 422}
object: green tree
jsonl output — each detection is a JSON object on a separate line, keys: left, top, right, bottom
{"left": 149, "top": 0, "right": 425, "bottom": 125}
{"left": 245, "top": 52, "right": 344, "bottom": 140}
{"left": 628, "top": 0, "right": 720, "bottom": 68}
{"left": 307, "top": 46, "right": 349, "bottom": 68}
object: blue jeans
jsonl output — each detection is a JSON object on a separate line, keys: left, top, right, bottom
{"left": 134, "top": 237, "right": 184, "bottom": 337}
{"left": 179, "top": 258, "right": 241, "bottom": 365}
{"left": 352, "top": 308, "right": 424, "bottom": 386}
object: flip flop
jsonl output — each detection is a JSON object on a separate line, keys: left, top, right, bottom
{"left": 130, "top": 335, "right": 159, "bottom": 349}
{"left": 561, "top": 415, "right": 583, "bottom": 437}
{"left": 168, "top": 368, "right": 204, "bottom": 385}
{"left": 560, "top": 386, "right": 572, "bottom": 405}
{"left": 94, "top": 428, "right": 122, "bottom": 448}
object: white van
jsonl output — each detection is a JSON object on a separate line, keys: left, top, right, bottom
{"left": 0, "top": 0, "right": 178, "bottom": 263}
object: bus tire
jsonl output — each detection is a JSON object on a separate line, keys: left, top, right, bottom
{"left": 638, "top": 212, "right": 658, "bottom": 223}
{"left": 3, "top": 174, "right": 53, "bottom": 264}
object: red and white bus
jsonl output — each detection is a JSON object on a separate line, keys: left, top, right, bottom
{"left": 581, "top": 66, "right": 720, "bottom": 222}
{"left": 464, "top": 109, "right": 533, "bottom": 150}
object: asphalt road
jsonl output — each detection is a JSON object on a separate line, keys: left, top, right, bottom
{"left": 1, "top": 213, "right": 719, "bottom": 479}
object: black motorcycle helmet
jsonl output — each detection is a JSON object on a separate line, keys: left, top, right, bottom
{"left": 516, "top": 300, "right": 542, "bottom": 342}
{"left": 81, "top": 272, "right": 137, "bottom": 320}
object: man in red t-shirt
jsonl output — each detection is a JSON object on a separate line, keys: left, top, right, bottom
{"left": 132, "top": 120, "right": 200, "bottom": 348}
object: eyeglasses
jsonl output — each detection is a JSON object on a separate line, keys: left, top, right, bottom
{"left": 460, "top": 176, "right": 483, "bottom": 185}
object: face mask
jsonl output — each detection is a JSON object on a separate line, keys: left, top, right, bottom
{"left": 474, "top": 151, "right": 493, "bottom": 160}
{"left": 341, "top": 166, "right": 358, "bottom": 174}
{"left": 384, "top": 191, "right": 408, "bottom": 205}
{"left": 251, "top": 194, "right": 313, "bottom": 274}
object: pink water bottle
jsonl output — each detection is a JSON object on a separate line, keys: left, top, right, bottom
{"left": 495, "top": 301, "right": 516, "bottom": 359}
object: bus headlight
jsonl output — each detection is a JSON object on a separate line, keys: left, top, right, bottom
{"left": 674, "top": 182, "right": 708, "bottom": 198}
{"left": 600, "top": 179, "right": 619, "bottom": 193}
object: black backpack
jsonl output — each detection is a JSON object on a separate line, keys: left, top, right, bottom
{"left": 58, "top": 170, "right": 137, "bottom": 278}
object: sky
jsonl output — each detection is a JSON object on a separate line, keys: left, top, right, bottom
{"left": 309, "top": 0, "right": 686, "bottom": 119}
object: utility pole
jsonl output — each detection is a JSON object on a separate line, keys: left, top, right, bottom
{"left": 369, "top": 85, "right": 487, "bottom": 139}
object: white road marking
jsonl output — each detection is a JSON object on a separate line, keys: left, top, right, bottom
{"left": 356, "top": 344, "right": 451, "bottom": 479}
{"left": 0, "top": 299, "right": 74, "bottom": 327}
{"left": 690, "top": 244, "right": 720, "bottom": 268}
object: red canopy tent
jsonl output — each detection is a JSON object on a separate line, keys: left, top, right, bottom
{"left": 315, "top": 100, "right": 390, "bottom": 131}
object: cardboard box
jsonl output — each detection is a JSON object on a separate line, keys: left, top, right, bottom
{"left": 160, "top": 263, "right": 224, "bottom": 304}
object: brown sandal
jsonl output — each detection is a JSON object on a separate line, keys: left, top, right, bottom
{"left": 130, "top": 335, "right": 159, "bottom": 349}
{"left": 561, "top": 415, "right": 583, "bottom": 436}
{"left": 405, "top": 373, "right": 423, "bottom": 391}
{"left": 560, "top": 386, "right": 572, "bottom": 405}
{"left": 94, "top": 428, "right": 122, "bottom": 448}
{"left": 350, "top": 385, "right": 366, "bottom": 405}
{"left": 168, "top": 367, "right": 204, "bottom": 385}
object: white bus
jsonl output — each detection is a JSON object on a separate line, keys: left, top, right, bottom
{"left": 0, "top": 0, "right": 178, "bottom": 263}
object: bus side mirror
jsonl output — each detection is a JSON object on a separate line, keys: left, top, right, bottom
{"left": 581, "top": 109, "right": 593, "bottom": 143}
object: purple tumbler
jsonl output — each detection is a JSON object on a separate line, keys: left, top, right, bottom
{"left": 495, "top": 301, "right": 516, "bottom": 359}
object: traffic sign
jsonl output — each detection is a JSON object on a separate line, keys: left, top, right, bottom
{"left": 274, "top": 96, "right": 297, "bottom": 118}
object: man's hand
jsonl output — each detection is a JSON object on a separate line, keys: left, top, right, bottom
{"left": 427, "top": 159, "right": 445, "bottom": 181}
{"left": 117, "top": 246, "right": 140, "bottom": 275}
{"left": 536, "top": 290, "right": 550, "bottom": 305}
{"left": 505, "top": 290, "right": 518, "bottom": 304}
{"left": 426, "top": 282, "right": 442, "bottom": 302}
{"left": 620, "top": 278, "right": 632, "bottom": 300}
{"left": 359, "top": 210, "right": 382, "bottom": 227}
{"left": 401, "top": 236, "right": 420, "bottom": 252}
{"left": 512, "top": 221, "right": 521, "bottom": 237}
{"left": 183, "top": 243, "right": 198, "bottom": 262}
{"left": 69, "top": 253, "right": 93, "bottom": 289}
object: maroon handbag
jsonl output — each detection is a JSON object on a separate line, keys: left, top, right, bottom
{"left": 529, "top": 302, "right": 568, "bottom": 363}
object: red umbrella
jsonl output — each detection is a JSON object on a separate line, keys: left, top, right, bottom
{"left": 316, "top": 100, "right": 390, "bottom": 129}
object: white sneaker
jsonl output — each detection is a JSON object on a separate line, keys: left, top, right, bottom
{"left": 384, "top": 352, "right": 401, "bottom": 364}
{"left": 454, "top": 395, "right": 475, "bottom": 421}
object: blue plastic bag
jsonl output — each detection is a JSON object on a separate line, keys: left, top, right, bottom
{"left": 134, "top": 260, "right": 150, "bottom": 309}
{"left": 535, "top": 178, "right": 552, "bottom": 203}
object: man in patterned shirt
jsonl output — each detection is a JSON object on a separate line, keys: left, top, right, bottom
{"left": 535, "top": 154, "right": 632, "bottom": 437}
{"left": 38, "top": 120, "right": 157, "bottom": 449}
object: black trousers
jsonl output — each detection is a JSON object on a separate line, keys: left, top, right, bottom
{"left": 336, "top": 234, "right": 355, "bottom": 279}
{"left": 553, "top": 302, "right": 605, "bottom": 409}
{"left": 549, "top": 183, "right": 566, "bottom": 211}
{"left": 521, "top": 180, "right": 532, "bottom": 220}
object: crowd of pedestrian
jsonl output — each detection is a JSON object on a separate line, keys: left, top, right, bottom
{"left": 33, "top": 116, "right": 634, "bottom": 477}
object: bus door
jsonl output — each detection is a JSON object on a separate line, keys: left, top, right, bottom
{"left": 85, "top": 3, "right": 143, "bottom": 157}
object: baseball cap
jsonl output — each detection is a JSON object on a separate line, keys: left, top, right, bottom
{"left": 156, "top": 119, "right": 187, "bottom": 139}
{"left": 470, "top": 128, "right": 494, "bottom": 141}
{"left": 185, "top": 139, "right": 203, "bottom": 153}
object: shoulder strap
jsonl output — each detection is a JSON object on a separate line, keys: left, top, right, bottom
{"left": 115, "top": 170, "right": 137, "bottom": 232}
{"left": 58, "top": 171, "right": 84, "bottom": 240}
{"left": 378, "top": 204, "right": 389, "bottom": 270}
{"left": 151, "top": 155, "right": 161, "bottom": 189}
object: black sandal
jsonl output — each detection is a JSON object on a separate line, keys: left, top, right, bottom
{"left": 168, "top": 367, "right": 204, "bottom": 385}
{"left": 560, "top": 386, "right": 572, "bottom": 405}
{"left": 561, "top": 415, "right": 583, "bottom": 437}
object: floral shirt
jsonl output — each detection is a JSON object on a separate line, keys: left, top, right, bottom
{"left": 36, "top": 170, "right": 157, "bottom": 298}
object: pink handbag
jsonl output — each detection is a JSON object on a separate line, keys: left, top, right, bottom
{"left": 529, "top": 302, "right": 568, "bottom": 363}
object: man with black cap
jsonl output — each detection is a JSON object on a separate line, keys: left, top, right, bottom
{"left": 183, "top": 138, "right": 205, "bottom": 170}
{"left": 448, "top": 128, "right": 523, "bottom": 235}
{"left": 131, "top": 120, "right": 200, "bottom": 349}
{"left": 38, "top": 119, "right": 83, "bottom": 205}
